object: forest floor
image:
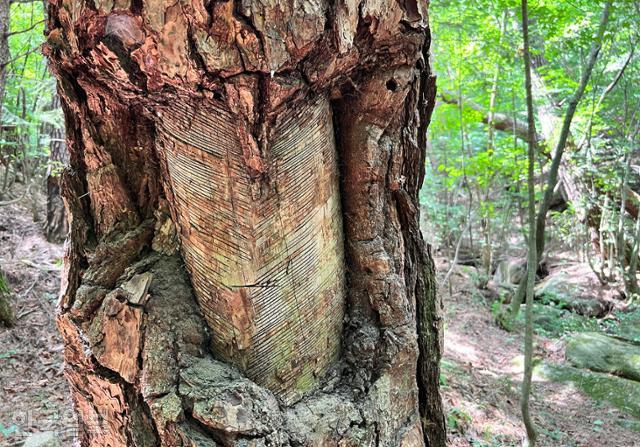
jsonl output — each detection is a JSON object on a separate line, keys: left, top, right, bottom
{"left": 0, "top": 191, "right": 75, "bottom": 445}
{"left": 1, "top": 197, "right": 640, "bottom": 446}
{"left": 439, "top": 258, "right": 640, "bottom": 446}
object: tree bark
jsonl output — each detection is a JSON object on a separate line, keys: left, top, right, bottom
{"left": 44, "top": 93, "right": 69, "bottom": 242}
{"left": 45, "top": 0, "right": 445, "bottom": 445}
{"left": 0, "top": 0, "right": 9, "bottom": 126}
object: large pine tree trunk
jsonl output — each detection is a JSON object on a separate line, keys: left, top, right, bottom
{"left": 45, "top": 0, "right": 445, "bottom": 445}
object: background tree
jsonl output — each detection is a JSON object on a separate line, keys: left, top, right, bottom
{"left": 43, "top": 92, "right": 68, "bottom": 242}
{"left": 1, "top": 0, "right": 62, "bottom": 213}
{"left": 0, "top": 0, "right": 9, "bottom": 123}
{"left": 519, "top": 0, "right": 538, "bottom": 443}
{"left": 508, "top": 0, "right": 613, "bottom": 319}
{"left": 1, "top": 0, "right": 61, "bottom": 327}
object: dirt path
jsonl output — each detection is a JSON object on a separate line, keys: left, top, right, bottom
{"left": 0, "top": 197, "right": 75, "bottom": 445}
{"left": 439, "top": 259, "right": 639, "bottom": 446}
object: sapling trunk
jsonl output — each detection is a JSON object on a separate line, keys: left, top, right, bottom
{"left": 509, "top": 0, "right": 613, "bottom": 320}
{"left": 0, "top": 271, "right": 14, "bottom": 327}
{"left": 519, "top": 0, "right": 538, "bottom": 444}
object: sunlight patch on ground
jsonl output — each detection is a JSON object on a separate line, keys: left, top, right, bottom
{"left": 444, "top": 330, "right": 480, "bottom": 364}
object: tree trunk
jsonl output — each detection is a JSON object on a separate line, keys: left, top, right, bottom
{"left": 509, "top": 1, "right": 612, "bottom": 319}
{"left": 0, "top": 0, "right": 9, "bottom": 125}
{"left": 0, "top": 269, "right": 14, "bottom": 327}
{"left": 44, "top": 93, "right": 69, "bottom": 243}
{"left": 519, "top": 0, "right": 538, "bottom": 442}
{"left": 0, "top": 0, "right": 9, "bottom": 200}
{"left": 45, "top": 0, "right": 445, "bottom": 445}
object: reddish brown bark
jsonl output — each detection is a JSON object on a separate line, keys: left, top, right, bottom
{"left": 46, "top": 0, "right": 445, "bottom": 445}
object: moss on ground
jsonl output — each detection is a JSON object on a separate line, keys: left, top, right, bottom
{"left": 537, "top": 363, "right": 640, "bottom": 426}
{"left": 0, "top": 272, "right": 14, "bottom": 327}
{"left": 508, "top": 301, "right": 640, "bottom": 341}
{"left": 565, "top": 332, "right": 640, "bottom": 382}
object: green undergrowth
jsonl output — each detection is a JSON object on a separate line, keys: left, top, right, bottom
{"left": 500, "top": 301, "right": 640, "bottom": 341}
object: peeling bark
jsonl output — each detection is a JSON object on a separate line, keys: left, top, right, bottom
{"left": 47, "top": 0, "right": 444, "bottom": 444}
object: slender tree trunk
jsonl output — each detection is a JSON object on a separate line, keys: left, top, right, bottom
{"left": 628, "top": 207, "right": 640, "bottom": 294}
{"left": 519, "top": 0, "right": 537, "bottom": 444}
{"left": 457, "top": 51, "right": 474, "bottom": 252}
{"left": 46, "top": 0, "right": 445, "bottom": 445}
{"left": 581, "top": 44, "right": 635, "bottom": 151}
{"left": 510, "top": 0, "right": 613, "bottom": 318}
{"left": 481, "top": 10, "right": 508, "bottom": 281}
{"left": 532, "top": 0, "right": 612, "bottom": 264}
{"left": 0, "top": 0, "right": 9, "bottom": 126}
{"left": 618, "top": 152, "right": 632, "bottom": 292}
{"left": 43, "top": 93, "right": 68, "bottom": 242}
{"left": 0, "top": 269, "right": 14, "bottom": 327}
{"left": 0, "top": 0, "right": 10, "bottom": 202}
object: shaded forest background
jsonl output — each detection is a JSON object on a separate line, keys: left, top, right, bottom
{"left": 425, "top": 0, "right": 640, "bottom": 295}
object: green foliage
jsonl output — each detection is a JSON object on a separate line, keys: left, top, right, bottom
{"left": 600, "top": 307, "right": 640, "bottom": 344}
{"left": 508, "top": 299, "right": 640, "bottom": 340}
{"left": 548, "top": 207, "right": 593, "bottom": 262}
{"left": 536, "top": 426, "right": 565, "bottom": 441}
{"left": 0, "top": 270, "right": 9, "bottom": 295}
{"left": 447, "top": 407, "right": 472, "bottom": 432}
{"left": 2, "top": 2, "right": 60, "bottom": 187}
{"left": 423, "top": 0, "right": 639, "bottom": 262}
{"left": 0, "top": 422, "right": 19, "bottom": 438}
{"left": 521, "top": 302, "right": 599, "bottom": 337}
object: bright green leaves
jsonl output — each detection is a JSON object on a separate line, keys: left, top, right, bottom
{"left": 424, "top": 0, "right": 638, "bottom": 250}
{"left": 2, "top": 2, "right": 59, "bottom": 170}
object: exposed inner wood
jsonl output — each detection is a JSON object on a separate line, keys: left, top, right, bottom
{"left": 157, "top": 94, "right": 345, "bottom": 403}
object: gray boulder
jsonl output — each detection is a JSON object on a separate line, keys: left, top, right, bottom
{"left": 566, "top": 332, "right": 640, "bottom": 382}
{"left": 535, "top": 275, "right": 611, "bottom": 317}
{"left": 492, "top": 258, "right": 526, "bottom": 286}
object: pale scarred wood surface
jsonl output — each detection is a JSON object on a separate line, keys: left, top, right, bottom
{"left": 158, "top": 95, "right": 345, "bottom": 403}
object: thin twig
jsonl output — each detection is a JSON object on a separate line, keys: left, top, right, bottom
{"left": 5, "top": 20, "right": 45, "bottom": 37}
{"left": 441, "top": 219, "right": 472, "bottom": 287}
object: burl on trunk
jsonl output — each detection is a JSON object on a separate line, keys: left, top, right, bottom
{"left": 46, "top": 0, "right": 445, "bottom": 444}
